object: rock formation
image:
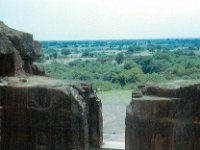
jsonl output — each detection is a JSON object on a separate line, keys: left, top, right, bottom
{"left": 0, "top": 21, "right": 103, "bottom": 150}
{"left": 126, "top": 81, "right": 200, "bottom": 150}
{"left": 0, "top": 21, "right": 44, "bottom": 76}
{"left": 0, "top": 77, "right": 103, "bottom": 150}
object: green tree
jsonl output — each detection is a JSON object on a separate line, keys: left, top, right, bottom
{"left": 61, "top": 49, "right": 71, "bottom": 55}
{"left": 52, "top": 53, "right": 58, "bottom": 59}
{"left": 147, "top": 44, "right": 155, "bottom": 53}
{"left": 118, "top": 75, "right": 126, "bottom": 87}
{"left": 123, "top": 66, "right": 145, "bottom": 83}
{"left": 82, "top": 51, "right": 93, "bottom": 57}
{"left": 116, "top": 53, "right": 124, "bottom": 64}
{"left": 82, "top": 51, "right": 90, "bottom": 57}
{"left": 124, "top": 61, "right": 135, "bottom": 70}
{"left": 127, "top": 46, "right": 142, "bottom": 53}
{"left": 118, "top": 45, "right": 123, "bottom": 50}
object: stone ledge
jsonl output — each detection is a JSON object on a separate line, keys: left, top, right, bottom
{"left": 0, "top": 76, "right": 103, "bottom": 150}
{"left": 126, "top": 81, "right": 200, "bottom": 150}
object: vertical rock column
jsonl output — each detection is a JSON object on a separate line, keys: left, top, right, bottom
{"left": 126, "top": 96, "right": 180, "bottom": 150}
{"left": 0, "top": 77, "right": 103, "bottom": 150}
{"left": 88, "top": 95, "right": 103, "bottom": 148}
{"left": 74, "top": 83, "right": 103, "bottom": 148}
{"left": 126, "top": 84, "right": 200, "bottom": 150}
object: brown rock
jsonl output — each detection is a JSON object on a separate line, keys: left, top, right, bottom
{"left": 132, "top": 89, "right": 143, "bottom": 98}
{"left": 126, "top": 82, "right": 200, "bottom": 150}
{"left": 0, "top": 21, "right": 44, "bottom": 76}
{"left": 0, "top": 76, "right": 103, "bottom": 150}
{"left": 0, "top": 21, "right": 103, "bottom": 150}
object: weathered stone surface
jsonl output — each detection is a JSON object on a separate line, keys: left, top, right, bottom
{"left": 0, "top": 21, "right": 44, "bottom": 76}
{"left": 126, "top": 81, "right": 200, "bottom": 150}
{"left": 0, "top": 76, "right": 103, "bottom": 150}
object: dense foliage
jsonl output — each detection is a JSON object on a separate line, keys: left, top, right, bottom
{"left": 40, "top": 39, "right": 200, "bottom": 91}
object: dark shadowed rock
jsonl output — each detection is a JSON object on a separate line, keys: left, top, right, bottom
{"left": 0, "top": 76, "right": 103, "bottom": 150}
{"left": 126, "top": 81, "right": 200, "bottom": 150}
{"left": 0, "top": 21, "right": 103, "bottom": 150}
{"left": 0, "top": 21, "right": 44, "bottom": 76}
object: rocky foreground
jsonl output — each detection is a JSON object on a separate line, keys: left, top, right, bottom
{"left": 0, "top": 21, "right": 103, "bottom": 150}
{"left": 126, "top": 81, "right": 200, "bottom": 150}
{"left": 0, "top": 76, "right": 103, "bottom": 150}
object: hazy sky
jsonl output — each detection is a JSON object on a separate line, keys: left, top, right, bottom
{"left": 0, "top": 0, "right": 200, "bottom": 40}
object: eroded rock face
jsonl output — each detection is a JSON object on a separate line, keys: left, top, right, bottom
{"left": 126, "top": 82, "right": 200, "bottom": 150}
{"left": 0, "top": 76, "right": 103, "bottom": 150}
{"left": 0, "top": 21, "right": 44, "bottom": 76}
{"left": 0, "top": 21, "right": 103, "bottom": 150}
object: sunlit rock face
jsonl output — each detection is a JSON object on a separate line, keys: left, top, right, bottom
{"left": 126, "top": 81, "right": 200, "bottom": 150}
{"left": 0, "top": 76, "right": 103, "bottom": 150}
{"left": 0, "top": 21, "right": 44, "bottom": 76}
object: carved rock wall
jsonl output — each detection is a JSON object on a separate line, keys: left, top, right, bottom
{"left": 0, "top": 77, "right": 102, "bottom": 150}
{"left": 126, "top": 83, "right": 200, "bottom": 150}
{"left": 0, "top": 21, "right": 103, "bottom": 150}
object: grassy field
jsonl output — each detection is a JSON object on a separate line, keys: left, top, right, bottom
{"left": 97, "top": 89, "right": 132, "bottom": 104}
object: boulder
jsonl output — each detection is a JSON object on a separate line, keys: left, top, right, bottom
{"left": 0, "top": 76, "right": 103, "bottom": 150}
{"left": 126, "top": 81, "right": 200, "bottom": 150}
{"left": 0, "top": 21, "right": 44, "bottom": 76}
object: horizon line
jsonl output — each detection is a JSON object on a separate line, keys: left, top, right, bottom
{"left": 39, "top": 37, "right": 200, "bottom": 42}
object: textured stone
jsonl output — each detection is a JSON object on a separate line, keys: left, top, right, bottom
{"left": 126, "top": 81, "right": 200, "bottom": 150}
{"left": 0, "top": 76, "right": 103, "bottom": 150}
{"left": 0, "top": 21, "right": 44, "bottom": 76}
{"left": 0, "top": 21, "right": 103, "bottom": 150}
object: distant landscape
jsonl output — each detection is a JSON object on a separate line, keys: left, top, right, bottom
{"left": 37, "top": 39, "right": 200, "bottom": 91}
